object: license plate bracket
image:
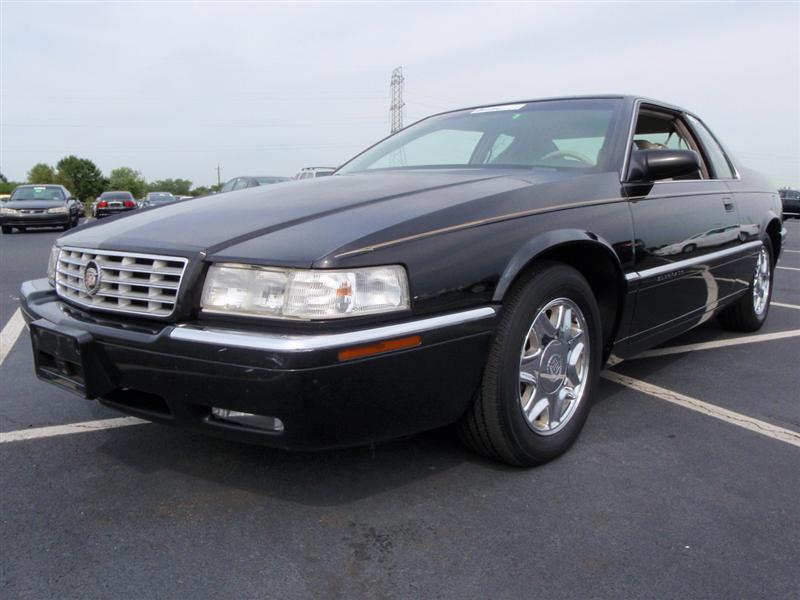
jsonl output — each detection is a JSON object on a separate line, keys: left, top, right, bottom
{"left": 30, "top": 319, "right": 116, "bottom": 399}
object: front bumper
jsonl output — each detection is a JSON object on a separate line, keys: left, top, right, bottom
{"left": 1, "top": 213, "right": 69, "bottom": 228}
{"left": 20, "top": 278, "right": 496, "bottom": 450}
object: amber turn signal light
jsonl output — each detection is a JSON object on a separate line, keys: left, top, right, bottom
{"left": 337, "top": 335, "right": 422, "bottom": 362}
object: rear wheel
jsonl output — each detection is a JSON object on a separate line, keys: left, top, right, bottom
{"left": 459, "top": 262, "right": 602, "bottom": 466}
{"left": 718, "top": 239, "right": 773, "bottom": 332}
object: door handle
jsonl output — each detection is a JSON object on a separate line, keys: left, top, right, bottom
{"left": 722, "top": 197, "right": 735, "bottom": 212}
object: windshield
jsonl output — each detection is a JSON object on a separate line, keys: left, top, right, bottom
{"left": 100, "top": 192, "right": 133, "bottom": 200}
{"left": 339, "top": 99, "right": 622, "bottom": 174}
{"left": 10, "top": 186, "right": 65, "bottom": 202}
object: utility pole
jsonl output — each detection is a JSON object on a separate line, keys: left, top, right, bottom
{"left": 389, "top": 67, "right": 405, "bottom": 134}
{"left": 215, "top": 163, "right": 222, "bottom": 187}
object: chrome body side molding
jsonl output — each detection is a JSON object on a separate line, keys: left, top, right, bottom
{"left": 170, "top": 306, "right": 497, "bottom": 352}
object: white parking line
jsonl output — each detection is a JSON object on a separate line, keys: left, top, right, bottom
{"left": 784, "top": 249, "right": 800, "bottom": 254}
{"left": 773, "top": 301, "right": 800, "bottom": 310}
{"left": 0, "top": 309, "right": 26, "bottom": 367}
{"left": 631, "top": 329, "right": 800, "bottom": 359}
{"left": 0, "top": 417, "right": 147, "bottom": 444}
{"left": 602, "top": 371, "right": 800, "bottom": 448}
{"left": 777, "top": 266, "right": 800, "bottom": 271}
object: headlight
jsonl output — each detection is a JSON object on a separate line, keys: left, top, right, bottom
{"left": 47, "top": 206, "right": 68, "bottom": 214}
{"left": 1, "top": 206, "right": 19, "bottom": 215}
{"left": 47, "top": 245, "right": 61, "bottom": 286}
{"left": 201, "top": 264, "right": 409, "bottom": 319}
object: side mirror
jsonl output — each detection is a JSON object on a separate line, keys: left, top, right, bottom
{"left": 627, "top": 149, "right": 700, "bottom": 182}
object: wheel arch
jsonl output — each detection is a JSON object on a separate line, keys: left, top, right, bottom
{"left": 493, "top": 229, "right": 627, "bottom": 357}
{"left": 764, "top": 213, "right": 783, "bottom": 263}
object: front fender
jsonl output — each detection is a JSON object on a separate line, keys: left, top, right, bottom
{"left": 492, "top": 228, "right": 624, "bottom": 301}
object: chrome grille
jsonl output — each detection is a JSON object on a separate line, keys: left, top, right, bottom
{"left": 55, "top": 246, "right": 189, "bottom": 318}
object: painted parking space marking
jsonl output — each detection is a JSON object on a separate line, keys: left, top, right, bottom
{"left": 0, "top": 417, "right": 148, "bottom": 444}
{"left": 0, "top": 309, "right": 25, "bottom": 367}
{"left": 777, "top": 266, "right": 800, "bottom": 271}
{"left": 773, "top": 302, "right": 800, "bottom": 311}
{"left": 630, "top": 328, "right": 800, "bottom": 359}
{"left": 602, "top": 371, "right": 800, "bottom": 448}
{"left": 784, "top": 249, "right": 800, "bottom": 254}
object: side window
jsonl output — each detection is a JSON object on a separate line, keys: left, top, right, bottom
{"left": 220, "top": 179, "right": 236, "bottom": 193}
{"left": 685, "top": 115, "right": 736, "bottom": 179}
{"left": 233, "top": 178, "right": 250, "bottom": 190}
{"left": 631, "top": 108, "right": 707, "bottom": 179}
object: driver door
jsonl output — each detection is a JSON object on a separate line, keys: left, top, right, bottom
{"left": 626, "top": 106, "right": 742, "bottom": 343}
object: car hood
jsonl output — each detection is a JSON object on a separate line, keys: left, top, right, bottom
{"left": 6, "top": 200, "right": 64, "bottom": 210}
{"left": 60, "top": 169, "right": 591, "bottom": 267}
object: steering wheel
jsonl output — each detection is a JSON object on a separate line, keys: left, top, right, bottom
{"left": 541, "top": 149, "right": 594, "bottom": 165}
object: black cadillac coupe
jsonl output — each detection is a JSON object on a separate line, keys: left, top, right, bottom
{"left": 20, "top": 95, "right": 784, "bottom": 466}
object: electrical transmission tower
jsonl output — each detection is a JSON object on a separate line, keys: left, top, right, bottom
{"left": 389, "top": 67, "right": 405, "bottom": 133}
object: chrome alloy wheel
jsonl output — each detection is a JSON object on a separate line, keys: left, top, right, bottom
{"left": 752, "top": 245, "right": 771, "bottom": 316}
{"left": 518, "top": 298, "right": 590, "bottom": 436}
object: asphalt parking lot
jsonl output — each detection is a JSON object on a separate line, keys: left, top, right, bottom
{"left": 1, "top": 221, "right": 798, "bottom": 599}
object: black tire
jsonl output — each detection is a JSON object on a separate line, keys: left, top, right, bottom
{"left": 458, "top": 262, "right": 603, "bottom": 466}
{"left": 682, "top": 243, "right": 696, "bottom": 254}
{"left": 718, "top": 239, "right": 774, "bottom": 332}
{"left": 1, "top": 225, "right": 11, "bottom": 234}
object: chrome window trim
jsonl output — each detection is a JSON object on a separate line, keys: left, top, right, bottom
{"left": 625, "top": 240, "right": 762, "bottom": 283}
{"left": 683, "top": 113, "right": 741, "bottom": 181}
{"left": 170, "top": 306, "right": 497, "bottom": 352}
{"left": 619, "top": 98, "right": 641, "bottom": 183}
{"left": 619, "top": 99, "right": 741, "bottom": 183}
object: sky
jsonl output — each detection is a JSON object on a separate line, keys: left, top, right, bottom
{"left": 1, "top": 1, "right": 798, "bottom": 188}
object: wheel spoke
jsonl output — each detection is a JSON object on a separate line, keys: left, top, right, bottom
{"left": 549, "top": 396, "right": 563, "bottom": 425}
{"left": 533, "top": 310, "right": 558, "bottom": 344}
{"left": 557, "top": 306, "right": 572, "bottom": 340}
{"left": 520, "top": 369, "right": 537, "bottom": 386}
{"left": 566, "top": 342, "right": 584, "bottom": 383}
{"left": 526, "top": 398, "right": 549, "bottom": 425}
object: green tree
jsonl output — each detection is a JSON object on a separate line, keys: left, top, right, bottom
{"left": 109, "top": 166, "right": 148, "bottom": 198}
{"left": 148, "top": 178, "right": 192, "bottom": 196}
{"left": 27, "top": 163, "right": 57, "bottom": 184}
{"left": 190, "top": 183, "right": 221, "bottom": 197}
{"left": 55, "top": 155, "right": 106, "bottom": 200}
{"left": 0, "top": 181, "right": 22, "bottom": 194}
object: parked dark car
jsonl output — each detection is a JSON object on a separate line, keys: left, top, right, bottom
{"left": 1, "top": 184, "right": 82, "bottom": 233}
{"left": 218, "top": 176, "right": 290, "bottom": 194}
{"left": 779, "top": 189, "right": 800, "bottom": 218}
{"left": 92, "top": 191, "right": 137, "bottom": 219}
{"left": 140, "top": 191, "right": 178, "bottom": 208}
{"left": 20, "top": 95, "right": 785, "bottom": 466}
